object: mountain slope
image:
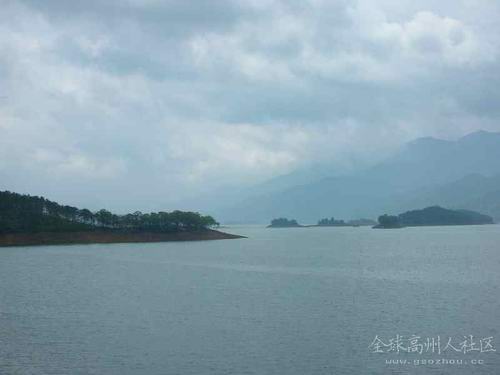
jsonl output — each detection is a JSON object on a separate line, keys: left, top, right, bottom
{"left": 217, "top": 130, "right": 500, "bottom": 223}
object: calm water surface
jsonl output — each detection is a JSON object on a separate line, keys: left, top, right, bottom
{"left": 1, "top": 225, "right": 500, "bottom": 374}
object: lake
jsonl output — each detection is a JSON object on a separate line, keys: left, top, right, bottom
{"left": 1, "top": 225, "right": 500, "bottom": 374}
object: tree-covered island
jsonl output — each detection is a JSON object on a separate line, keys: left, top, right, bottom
{"left": 374, "top": 206, "right": 494, "bottom": 229}
{"left": 317, "top": 217, "right": 349, "bottom": 226}
{"left": 267, "top": 218, "right": 303, "bottom": 228}
{"left": 316, "top": 217, "right": 376, "bottom": 227}
{"left": 0, "top": 191, "right": 244, "bottom": 246}
{"left": 267, "top": 217, "right": 376, "bottom": 228}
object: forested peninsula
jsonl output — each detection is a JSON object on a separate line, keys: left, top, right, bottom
{"left": 0, "top": 191, "right": 244, "bottom": 246}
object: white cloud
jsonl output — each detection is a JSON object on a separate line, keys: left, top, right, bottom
{"left": 375, "top": 11, "right": 492, "bottom": 66}
{"left": 190, "top": 3, "right": 497, "bottom": 84}
{"left": 1, "top": 0, "right": 500, "bottom": 211}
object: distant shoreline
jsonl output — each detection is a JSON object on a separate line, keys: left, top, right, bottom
{"left": 267, "top": 224, "right": 368, "bottom": 228}
{"left": 0, "top": 229, "right": 245, "bottom": 247}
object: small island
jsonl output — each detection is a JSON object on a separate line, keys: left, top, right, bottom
{"left": 374, "top": 206, "right": 494, "bottom": 229}
{"left": 373, "top": 214, "right": 403, "bottom": 229}
{"left": 267, "top": 216, "right": 377, "bottom": 228}
{"left": 267, "top": 218, "right": 303, "bottom": 228}
{"left": 316, "top": 217, "right": 376, "bottom": 227}
{"left": 317, "top": 217, "right": 351, "bottom": 227}
{"left": 0, "top": 191, "right": 244, "bottom": 247}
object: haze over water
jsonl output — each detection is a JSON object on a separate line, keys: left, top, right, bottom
{"left": 1, "top": 225, "right": 500, "bottom": 374}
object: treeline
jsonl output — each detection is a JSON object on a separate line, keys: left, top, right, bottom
{"left": 317, "top": 217, "right": 346, "bottom": 226}
{"left": 317, "top": 217, "right": 375, "bottom": 226}
{"left": 0, "top": 191, "right": 218, "bottom": 234}
{"left": 268, "top": 216, "right": 376, "bottom": 228}
{"left": 268, "top": 218, "right": 301, "bottom": 227}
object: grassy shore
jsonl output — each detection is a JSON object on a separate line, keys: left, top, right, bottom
{"left": 0, "top": 229, "right": 245, "bottom": 247}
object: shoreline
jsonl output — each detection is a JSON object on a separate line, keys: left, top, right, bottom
{"left": 267, "top": 224, "right": 365, "bottom": 228}
{"left": 0, "top": 229, "right": 245, "bottom": 247}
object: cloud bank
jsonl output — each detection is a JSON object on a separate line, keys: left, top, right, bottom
{"left": 1, "top": 0, "right": 500, "bottom": 211}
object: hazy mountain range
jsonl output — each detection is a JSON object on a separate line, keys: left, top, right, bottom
{"left": 212, "top": 130, "right": 500, "bottom": 223}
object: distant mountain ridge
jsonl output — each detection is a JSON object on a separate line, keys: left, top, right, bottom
{"left": 216, "top": 130, "right": 500, "bottom": 223}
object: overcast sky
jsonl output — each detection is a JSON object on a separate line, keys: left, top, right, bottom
{"left": 1, "top": 0, "right": 500, "bottom": 212}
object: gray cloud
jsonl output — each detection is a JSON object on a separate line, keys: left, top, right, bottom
{"left": 1, "top": 0, "right": 500, "bottom": 212}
